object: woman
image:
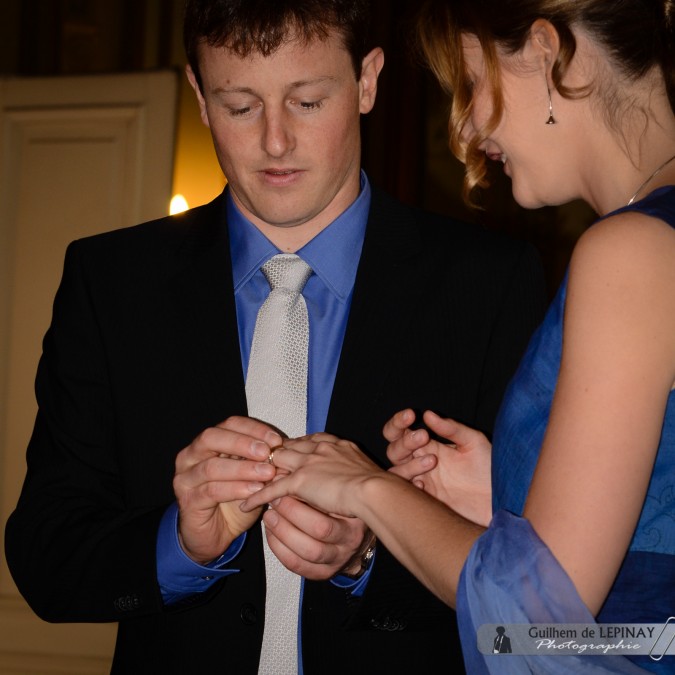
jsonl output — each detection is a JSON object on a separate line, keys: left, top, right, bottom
{"left": 242, "top": 0, "right": 675, "bottom": 672}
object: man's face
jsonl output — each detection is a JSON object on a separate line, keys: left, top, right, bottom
{"left": 188, "top": 32, "right": 383, "bottom": 240}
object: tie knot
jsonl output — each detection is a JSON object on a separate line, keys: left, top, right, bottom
{"left": 262, "top": 254, "right": 312, "bottom": 292}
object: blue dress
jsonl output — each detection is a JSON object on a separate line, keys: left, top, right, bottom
{"left": 457, "top": 187, "right": 675, "bottom": 674}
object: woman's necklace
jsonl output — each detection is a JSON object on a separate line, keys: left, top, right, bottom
{"left": 626, "top": 153, "right": 675, "bottom": 205}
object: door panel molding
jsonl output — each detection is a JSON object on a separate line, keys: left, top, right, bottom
{"left": 0, "top": 70, "right": 178, "bottom": 670}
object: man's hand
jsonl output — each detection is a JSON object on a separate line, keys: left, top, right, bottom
{"left": 173, "top": 416, "right": 281, "bottom": 564}
{"left": 261, "top": 432, "right": 369, "bottom": 580}
{"left": 262, "top": 495, "right": 368, "bottom": 580}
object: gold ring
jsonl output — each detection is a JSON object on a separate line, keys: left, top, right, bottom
{"left": 267, "top": 449, "right": 276, "bottom": 466}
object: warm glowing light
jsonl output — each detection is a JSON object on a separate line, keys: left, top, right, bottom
{"left": 169, "top": 194, "right": 189, "bottom": 215}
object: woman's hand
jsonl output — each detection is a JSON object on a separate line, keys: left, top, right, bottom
{"left": 384, "top": 409, "right": 493, "bottom": 527}
{"left": 239, "top": 433, "right": 435, "bottom": 517}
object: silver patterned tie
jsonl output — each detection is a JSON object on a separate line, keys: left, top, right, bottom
{"left": 246, "top": 253, "right": 312, "bottom": 674}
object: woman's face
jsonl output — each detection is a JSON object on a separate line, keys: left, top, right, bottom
{"left": 460, "top": 34, "right": 576, "bottom": 208}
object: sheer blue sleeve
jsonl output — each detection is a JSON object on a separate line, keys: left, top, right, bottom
{"left": 456, "top": 510, "right": 649, "bottom": 673}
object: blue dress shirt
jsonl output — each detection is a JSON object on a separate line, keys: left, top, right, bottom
{"left": 157, "top": 172, "right": 372, "bottom": 604}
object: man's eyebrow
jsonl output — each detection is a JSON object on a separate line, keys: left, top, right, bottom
{"left": 212, "top": 76, "right": 337, "bottom": 96}
{"left": 287, "top": 76, "right": 337, "bottom": 89}
{"left": 212, "top": 85, "right": 256, "bottom": 96}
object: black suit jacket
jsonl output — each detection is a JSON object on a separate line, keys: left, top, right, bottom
{"left": 5, "top": 187, "right": 546, "bottom": 674}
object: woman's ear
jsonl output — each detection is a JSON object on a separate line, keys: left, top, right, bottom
{"left": 526, "top": 18, "right": 561, "bottom": 81}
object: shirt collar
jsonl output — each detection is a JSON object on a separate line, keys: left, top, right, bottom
{"left": 228, "top": 171, "right": 370, "bottom": 302}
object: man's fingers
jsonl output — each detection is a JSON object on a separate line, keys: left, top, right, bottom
{"left": 263, "top": 505, "right": 339, "bottom": 562}
{"left": 174, "top": 455, "right": 275, "bottom": 497}
{"left": 262, "top": 521, "right": 337, "bottom": 580}
{"left": 272, "top": 496, "right": 356, "bottom": 546}
{"left": 176, "top": 424, "right": 278, "bottom": 472}
{"left": 262, "top": 501, "right": 363, "bottom": 579}
{"left": 217, "top": 415, "right": 283, "bottom": 446}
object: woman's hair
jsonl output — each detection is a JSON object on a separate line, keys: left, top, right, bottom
{"left": 183, "top": 0, "right": 372, "bottom": 94}
{"left": 416, "top": 0, "right": 675, "bottom": 205}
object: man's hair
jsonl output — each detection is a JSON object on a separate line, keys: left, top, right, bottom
{"left": 184, "top": 0, "right": 373, "bottom": 92}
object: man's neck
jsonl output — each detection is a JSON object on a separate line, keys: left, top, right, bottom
{"left": 253, "top": 218, "right": 333, "bottom": 253}
{"left": 230, "top": 176, "right": 363, "bottom": 252}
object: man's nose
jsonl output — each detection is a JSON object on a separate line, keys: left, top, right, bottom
{"left": 262, "top": 107, "right": 295, "bottom": 157}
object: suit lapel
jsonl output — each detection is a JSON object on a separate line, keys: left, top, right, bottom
{"left": 327, "top": 189, "right": 438, "bottom": 439}
{"left": 167, "top": 193, "right": 248, "bottom": 420}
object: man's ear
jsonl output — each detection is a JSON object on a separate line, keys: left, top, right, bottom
{"left": 186, "top": 64, "right": 210, "bottom": 127}
{"left": 358, "top": 47, "right": 385, "bottom": 114}
{"left": 527, "top": 18, "right": 560, "bottom": 83}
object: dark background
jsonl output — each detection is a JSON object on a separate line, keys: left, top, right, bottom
{"left": 0, "top": 0, "right": 598, "bottom": 297}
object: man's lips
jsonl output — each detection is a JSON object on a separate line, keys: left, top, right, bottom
{"left": 259, "top": 168, "right": 305, "bottom": 185}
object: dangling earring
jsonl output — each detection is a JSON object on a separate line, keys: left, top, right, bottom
{"left": 546, "top": 86, "right": 556, "bottom": 125}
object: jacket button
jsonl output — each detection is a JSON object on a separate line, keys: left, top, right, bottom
{"left": 370, "top": 615, "right": 407, "bottom": 631}
{"left": 240, "top": 603, "right": 257, "bottom": 625}
{"left": 114, "top": 594, "right": 141, "bottom": 612}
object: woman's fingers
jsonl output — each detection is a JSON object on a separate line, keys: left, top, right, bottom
{"left": 389, "top": 454, "right": 437, "bottom": 481}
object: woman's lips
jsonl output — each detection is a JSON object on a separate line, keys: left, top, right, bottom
{"left": 486, "top": 152, "right": 506, "bottom": 164}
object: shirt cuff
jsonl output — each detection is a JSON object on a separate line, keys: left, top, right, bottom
{"left": 156, "top": 502, "right": 246, "bottom": 604}
{"left": 330, "top": 548, "right": 376, "bottom": 597}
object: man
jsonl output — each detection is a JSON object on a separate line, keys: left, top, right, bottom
{"left": 4, "top": 1, "right": 546, "bottom": 673}
{"left": 494, "top": 626, "right": 513, "bottom": 654}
